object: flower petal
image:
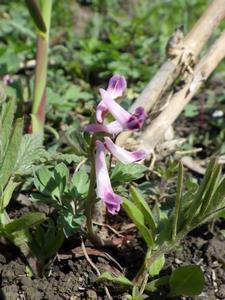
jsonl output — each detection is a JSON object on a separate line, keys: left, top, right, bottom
{"left": 104, "top": 137, "right": 146, "bottom": 164}
{"left": 84, "top": 121, "right": 123, "bottom": 135}
{"left": 107, "top": 74, "right": 127, "bottom": 99}
{"left": 100, "top": 88, "right": 131, "bottom": 127}
{"left": 96, "top": 101, "right": 108, "bottom": 123}
{"left": 103, "top": 192, "right": 122, "bottom": 215}
{"left": 95, "top": 141, "right": 122, "bottom": 214}
{"left": 96, "top": 75, "right": 126, "bottom": 123}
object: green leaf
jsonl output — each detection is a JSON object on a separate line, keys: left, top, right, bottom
{"left": 172, "top": 162, "right": 183, "bottom": 239}
{"left": 131, "top": 287, "right": 144, "bottom": 300}
{"left": 186, "top": 158, "right": 217, "bottom": 225}
{"left": 149, "top": 254, "right": 165, "bottom": 276}
{"left": 33, "top": 166, "right": 52, "bottom": 195}
{"left": 40, "top": 224, "right": 64, "bottom": 259}
{"left": 145, "top": 275, "right": 170, "bottom": 292}
{"left": 71, "top": 168, "right": 89, "bottom": 199}
{"left": 64, "top": 131, "right": 88, "bottom": 156}
{"left": 14, "top": 133, "right": 46, "bottom": 174}
{"left": 0, "top": 83, "right": 7, "bottom": 103}
{"left": 29, "top": 220, "right": 64, "bottom": 262}
{"left": 25, "top": 0, "right": 47, "bottom": 33}
{"left": 64, "top": 85, "right": 81, "bottom": 101}
{"left": 184, "top": 103, "right": 199, "bottom": 117}
{"left": 6, "top": 20, "right": 36, "bottom": 39}
{"left": 57, "top": 208, "right": 85, "bottom": 237}
{"left": 0, "top": 99, "right": 15, "bottom": 158}
{"left": 53, "top": 163, "right": 69, "bottom": 199}
{"left": 8, "top": 229, "right": 31, "bottom": 255}
{"left": 169, "top": 265, "right": 204, "bottom": 297}
{"left": 111, "top": 162, "right": 147, "bottom": 185}
{"left": 52, "top": 153, "right": 84, "bottom": 164}
{"left": 203, "top": 176, "right": 225, "bottom": 220}
{"left": 34, "top": 163, "right": 69, "bottom": 201}
{"left": 4, "top": 212, "right": 46, "bottom": 234}
{"left": 0, "top": 118, "right": 23, "bottom": 191}
{"left": 1, "top": 180, "right": 20, "bottom": 211}
{"left": 130, "top": 186, "right": 156, "bottom": 234}
{"left": 31, "top": 192, "right": 59, "bottom": 206}
{"left": 197, "top": 164, "right": 222, "bottom": 218}
{"left": 122, "top": 198, "right": 154, "bottom": 248}
{"left": 97, "top": 272, "right": 132, "bottom": 287}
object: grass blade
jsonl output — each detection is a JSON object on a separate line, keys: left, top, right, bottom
{"left": 172, "top": 161, "right": 183, "bottom": 240}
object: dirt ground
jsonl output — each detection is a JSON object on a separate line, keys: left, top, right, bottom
{"left": 1, "top": 219, "right": 225, "bottom": 300}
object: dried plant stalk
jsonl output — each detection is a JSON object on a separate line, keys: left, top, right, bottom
{"left": 139, "top": 30, "right": 225, "bottom": 153}
{"left": 116, "top": 0, "right": 225, "bottom": 146}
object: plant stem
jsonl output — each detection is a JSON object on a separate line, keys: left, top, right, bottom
{"left": 85, "top": 136, "right": 115, "bottom": 247}
{"left": 133, "top": 233, "right": 184, "bottom": 287}
{"left": 133, "top": 243, "right": 169, "bottom": 286}
{"left": 85, "top": 155, "right": 99, "bottom": 244}
{"left": 85, "top": 136, "right": 104, "bottom": 246}
{"left": 31, "top": 0, "right": 52, "bottom": 133}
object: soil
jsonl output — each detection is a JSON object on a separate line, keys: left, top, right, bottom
{"left": 1, "top": 220, "right": 225, "bottom": 300}
{"left": 1, "top": 3, "right": 225, "bottom": 298}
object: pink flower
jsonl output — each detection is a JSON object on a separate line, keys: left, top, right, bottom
{"left": 96, "top": 74, "right": 127, "bottom": 123}
{"left": 84, "top": 75, "right": 147, "bottom": 215}
{"left": 95, "top": 141, "right": 122, "bottom": 214}
{"left": 104, "top": 137, "right": 146, "bottom": 164}
{"left": 84, "top": 74, "right": 146, "bottom": 135}
{"left": 100, "top": 88, "right": 146, "bottom": 130}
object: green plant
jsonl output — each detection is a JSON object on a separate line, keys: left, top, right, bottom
{"left": 0, "top": 96, "right": 51, "bottom": 276}
{"left": 32, "top": 163, "right": 88, "bottom": 237}
{"left": 98, "top": 159, "right": 225, "bottom": 298}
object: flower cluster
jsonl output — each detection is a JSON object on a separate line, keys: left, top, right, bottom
{"left": 84, "top": 75, "right": 146, "bottom": 214}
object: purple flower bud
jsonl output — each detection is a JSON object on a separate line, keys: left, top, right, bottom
{"left": 104, "top": 137, "right": 146, "bottom": 164}
{"left": 95, "top": 141, "right": 122, "bottom": 214}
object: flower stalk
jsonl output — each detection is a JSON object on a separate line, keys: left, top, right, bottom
{"left": 85, "top": 136, "right": 109, "bottom": 246}
{"left": 31, "top": 0, "right": 53, "bottom": 133}
{"left": 84, "top": 74, "right": 146, "bottom": 246}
